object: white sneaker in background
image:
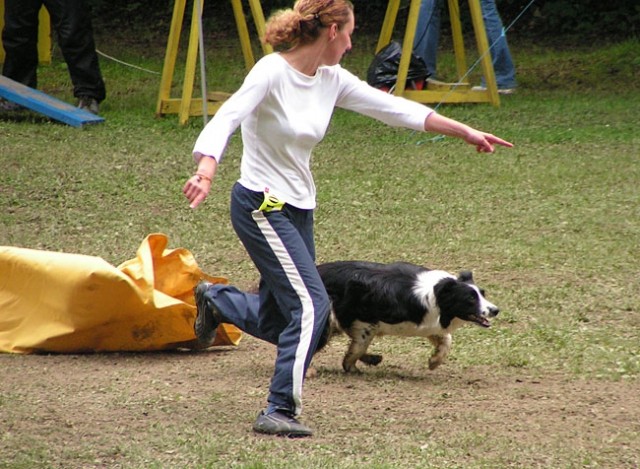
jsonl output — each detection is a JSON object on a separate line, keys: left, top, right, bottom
{"left": 471, "top": 85, "right": 516, "bottom": 95}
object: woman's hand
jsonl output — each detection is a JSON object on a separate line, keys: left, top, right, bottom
{"left": 463, "top": 129, "right": 513, "bottom": 153}
{"left": 183, "top": 153, "right": 218, "bottom": 209}
{"left": 424, "top": 113, "right": 513, "bottom": 153}
{"left": 183, "top": 174, "right": 212, "bottom": 209}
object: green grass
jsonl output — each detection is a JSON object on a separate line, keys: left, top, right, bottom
{"left": 2, "top": 33, "right": 639, "bottom": 377}
{"left": 1, "top": 34, "right": 639, "bottom": 468}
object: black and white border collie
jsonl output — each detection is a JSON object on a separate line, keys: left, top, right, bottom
{"left": 315, "top": 261, "right": 499, "bottom": 373}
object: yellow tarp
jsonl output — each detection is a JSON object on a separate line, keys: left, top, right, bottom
{"left": 0, "top": 233, "right": 241, "bottom": 353}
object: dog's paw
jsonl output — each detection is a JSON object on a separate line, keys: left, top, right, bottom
{"left": 428, "top": 356, "right": 443, "bottom": 370}
{"left": 359, "top": 354, "right": 383, "bottom": 366}
{"left": 341, "top": 360, "right": 361, "bottom": 373}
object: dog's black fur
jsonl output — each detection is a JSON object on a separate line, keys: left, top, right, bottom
{"left": 315, "top": 261, "right": 499, "bottom": 372}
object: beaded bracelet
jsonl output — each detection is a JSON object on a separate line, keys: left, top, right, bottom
{"left": 195, "top": 173, "right": 212, "bottom": 184}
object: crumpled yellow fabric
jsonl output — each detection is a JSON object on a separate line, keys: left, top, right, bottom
{"left": 0, "top": 233, "right": 241, "bottom": 353}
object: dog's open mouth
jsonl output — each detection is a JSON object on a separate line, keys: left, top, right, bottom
{"left": 469, "top": 315, "right": 491, "bottom": 328}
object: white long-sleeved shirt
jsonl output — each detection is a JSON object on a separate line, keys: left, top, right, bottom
{"left": 193, "top": 53, "right": 434, "bottom": 209}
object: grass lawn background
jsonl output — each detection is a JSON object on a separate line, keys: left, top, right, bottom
{"left": 1, "top": 28, "right": 639, "bottom": 468}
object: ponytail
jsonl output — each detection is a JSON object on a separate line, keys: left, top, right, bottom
{"left": 264, "top": 0, "right": 353, "bottom": 49}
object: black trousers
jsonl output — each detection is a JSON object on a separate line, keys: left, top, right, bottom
{"left": 2, "top": 0, "right": 106, "bottom": 101}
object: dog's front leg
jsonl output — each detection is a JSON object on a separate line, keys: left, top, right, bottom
{"left": 427, "top": 333, "right": 452, "bottom": 370}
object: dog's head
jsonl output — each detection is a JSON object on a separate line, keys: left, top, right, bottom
{"left": 433, "top": 271, "right": 499, "bottom": 328}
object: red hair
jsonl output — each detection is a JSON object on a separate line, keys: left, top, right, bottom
{"left": 264, "top": 0, "right": 354, "bottom": 49}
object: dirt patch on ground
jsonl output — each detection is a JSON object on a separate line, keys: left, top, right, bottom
{"left": 1, "top": 336, "right": 639, "bottom": 468}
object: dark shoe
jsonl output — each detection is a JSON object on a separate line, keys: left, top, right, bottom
{"left": 0, "top": 98, "right": 23, "bottom": 112}
{"left": 77, "top": 96, "right": 100, "bottom": 114}
{"left": 253, "top": 410, "right": 313, "bottom": 438}
{"left": 193, "top": 281, "right": 222, "bottom": 348}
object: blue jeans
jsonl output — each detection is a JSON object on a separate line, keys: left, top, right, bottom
{"left": 202, "top": 183, "right": 330, "bottom": 417}
{"left": 413, "top": 0, "right": 517, "bottom": 89}
{"left": 413, "top": 0, "right": 443, "bottom": 78}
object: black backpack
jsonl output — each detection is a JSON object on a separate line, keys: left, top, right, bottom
{"left": 366, "top": 41, "right": 430, "bottom": 90}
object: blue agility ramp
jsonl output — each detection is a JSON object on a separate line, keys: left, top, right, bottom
{"left": 0, "top": 75, "right": 104, "bottom": 127}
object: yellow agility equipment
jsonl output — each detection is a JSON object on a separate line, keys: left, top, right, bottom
{"left": 0, "top": 234, "right": 241, "bottom": 354}
{"left": 156, "top": 0, "right": 272, "bottom": 125}
{"left": 378, "top": 0, "right": 500, "bottom": 106}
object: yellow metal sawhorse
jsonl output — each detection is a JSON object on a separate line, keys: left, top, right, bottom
{"left": 378, "top": 0, "right": 500, "bottom": 106}
{"left": 156, "top": 0, "right": 272, "bottom": 125}
{"left": 0, "top": 1, "right": 51, "bottom": 65}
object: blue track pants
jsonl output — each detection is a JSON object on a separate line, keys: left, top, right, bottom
{"left": 203, "top": 182, "right": 330, "bottom": 416}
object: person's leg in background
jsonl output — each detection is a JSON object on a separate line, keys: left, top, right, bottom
{"left": 44, "top": 0, "right": 106, "bottom": 112}
{"left": 479, "top": 0, "right": 517, "bottom": 91}
{"left": 412, "top": 0, "right": 443, "bottom": 78}
{"left": 2, "top": 0, "right": 42, "bottom": 89}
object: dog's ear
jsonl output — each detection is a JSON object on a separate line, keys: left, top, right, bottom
{"left": 458, "top": 270, "right": 474, "bottom": 283}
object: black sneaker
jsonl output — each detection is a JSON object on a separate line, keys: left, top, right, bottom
{"left": 77, "top": 96, "right": 100, "bottom": 114}
{"left": 0, "top": 98, "right": 23, "bottom": 112}
{"left": 193, "top": 281, "right": 221, "bottom": 348}
{"left": 253, "top": 410, "right": 313, "bottom": 438}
